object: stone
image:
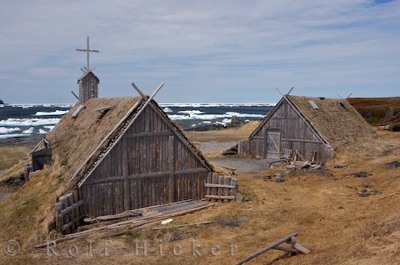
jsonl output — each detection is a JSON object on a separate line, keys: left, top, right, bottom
{"left": 362, "top": 183, "right": 370, "bottom": 188}
{"left": 235, "top": 193, "right": 243, "bottom": 202}
{"left": 386, "top": 161, "right": 400, "bottom": 169}
{"left": 355, "top": 172, "right": 368, "bottom": 178}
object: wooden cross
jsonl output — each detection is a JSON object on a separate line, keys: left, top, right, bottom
{"left": 76, "top": 36, "right": 99, "bottom": 71}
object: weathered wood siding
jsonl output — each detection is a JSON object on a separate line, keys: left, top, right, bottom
{"left": 248, "top": 100, "right": 332, "bottom": 162}
{"left": 79, "top": 72, "right": 99, "bottom": 104}
{"left": 80, "top": 104, "right": 210, "bottom": 217}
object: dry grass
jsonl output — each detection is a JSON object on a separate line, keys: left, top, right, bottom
{"left": 348, "top": 97, "right": 400, "bottom": 125}
{"left": 0, "top": 145, "right": 33, "bottom": 171}
{"left": 186, "top": 121, "right": 260, "bottom": 142}
{"left": 1, "top": 125, "right": 400, "bottom": 264}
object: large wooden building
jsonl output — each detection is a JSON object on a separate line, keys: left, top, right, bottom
{"left": 47, "top": 97, "right": 213, "bottom": 218}
{"left": 239, "top": 95, "right": 375, "bottom": 163}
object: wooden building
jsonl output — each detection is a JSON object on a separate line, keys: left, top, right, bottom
{"left": 47, "top": 97, "right": 213, "bottom": 218}
{"left": 78, "top": 70, "right": 99, "bottom": 103}
{"left": 239, "top": 95, "right": 375, "bottom": 163}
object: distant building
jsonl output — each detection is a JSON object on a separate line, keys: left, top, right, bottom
{"left": 239, "top": 95, "right": 375, "bottom": 163}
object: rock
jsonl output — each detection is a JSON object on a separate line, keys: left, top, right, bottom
{"left": 355, "top": 172, "right": 368, "bottom": 178}
{"left": 370, "top": 189, "right": 382, "bottom": 195}
{"left": 243, "top": 196, "right": 252, "bottom": 202}
{"left": 357, "top": 189, "right": 370, "bottom": 197}
{"left": 385, "top": 161, "right": 400, "bottom": 169}
{"left": 362, "top": 183, "right": 370, "bottom": 188}
{"left": 273, "top": 173, "right": 285, "bottom": 182}
{"left": 334, "top": 164, "right": 348, "bottom": 169}
{"left": 263, "top": 176, "right": 273, "bottom": 181}
{"left": 235, "top": 193, "right": 243, "bottom": 202}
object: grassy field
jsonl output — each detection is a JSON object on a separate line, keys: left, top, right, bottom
{"left": 0, "top": 145, "right": 33, "bottom": 171}
{"left": 348, "top": 97, "right": 400, "bottom": 125}
{"left": 1, "top": 126, "right": 400, "bottom": 264}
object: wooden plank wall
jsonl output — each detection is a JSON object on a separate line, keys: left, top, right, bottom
{"left": 80, "top": 105, "right": 210, "bottom": 217}
{"left": 55, "top": 190, "right": 84, "bottom": 234}
{"left": 205, "top": 174, "right": 238, "bottom": 201}
{"left": 79, "top": 73, "right": 98, "bottom": 104}
{"left": 248, "top": 100, "right": 330, "bottom": 162}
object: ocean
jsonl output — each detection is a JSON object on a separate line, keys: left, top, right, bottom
{"left": 0, "top": 102, "right": 274, "bottom": 144}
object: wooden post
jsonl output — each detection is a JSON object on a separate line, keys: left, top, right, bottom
{"left": 223, "top": 176, "right": 230, "bottom": 202}
{"left": 55, "top": 202, "right": 63, "bottom": 232}
{"left": 218, "top": 175, "right": 224, "bottom": 202}
{"left": 206, "top": 173, "right": 212, "bottom": 200}
{"left": 72, "top": 190, "right": 81, "bottom": 227}
{"left": 59, "top": 195, "right": 70, "bottom": 234}
{"left": 67, "top": 194, "right": 75, "bottom": 232}
{"left": 168, "top": 136, "right": 175, "bottom": 202}
{"left": 122, "top": 138, "right": 131, "bottom": 211}
{"left": 235, "top": 232, "right": 308, "bottom": 265}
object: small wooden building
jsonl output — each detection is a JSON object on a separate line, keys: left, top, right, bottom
{"left": 78, "top": 70, "right": 99, "bottom": 103}
{"left": 239, "top": 95, "right": 375, "bottom": 163}
{"left": 47, "top": 97, "right": 213, "bottom": 218}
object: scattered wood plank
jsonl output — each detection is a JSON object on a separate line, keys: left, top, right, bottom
{"left": 36, "top": 201, "right": 213, "bottom": 248}
{"left": 72, "top": 105, "right": 86, "bottom": 118}
{"left": 84, "top": 199, "right": 195, "bottom": 223}
{"left": 205, "top": 195, "right": 235, "bottom": 200}
{"left": 93, "top": 106, "right": 113, "bottom": 113}
{"left": 152, "top": 221, "right": 213, "bottom": 230}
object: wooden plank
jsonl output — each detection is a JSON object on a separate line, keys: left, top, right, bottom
{"left": 223, "top": 176, "right": 230, "bottom": 202}
{"left": 93, "top": 106, "right": 113, "bottom": 112}
{"left": 72, "top": 105, "right": 86, "bottom": 118}
{"left": 67, "top": 194, "right": 76, "bottom": 232}
{"left": 204, "top": 183, "right": 236, "bottom": 189}
{"left": 59, "top": 195, "right": 70, "bottom": 234}
{"left": 55, "top": 202, "right": 63, "bottom": 232}
{"left": 235, "top": 232, "right": 302, "bottom": 265}
{"left": 75, "top": 190, "right": 83, "bottom": 224}
{"left": 218, "top": 175, "right": 224, "bottom": 202}
{"left": 281, "top": 138, "right": 323, "bottom": 144}
{"left": 168, "top": 136, "right": 175, "bottom": 203}
{"left": 122, "top": 138, "right": 130, "bottom": 211}
{"left": 60, "top": 200, "right": 84, "bottom": 216}
{"left": 36, "top": 202, "right": 213, "bottom": 248}
{"left": 231, "top": 178, "right": 238, "bottom": 197}
{"left": 211, "top": 173, "right": 218, "bottom": 202}
{"left": 205, "top": 195, "right": 235, "bottom": 200}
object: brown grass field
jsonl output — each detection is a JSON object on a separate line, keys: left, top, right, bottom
{"left": 348, "top": 97, "right": 400, "bottom": 125}
{"left": 0, "top": 145, "right": 33, "bottom": 171}
{"left": 1, "top": 124, "right": 400, "bottom": 265}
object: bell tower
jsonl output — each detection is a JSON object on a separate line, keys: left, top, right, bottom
{"left": 76, "top": 36, "right": 100, "bottom": 103}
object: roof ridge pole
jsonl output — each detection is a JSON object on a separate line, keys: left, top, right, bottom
{"left": 286, "top": 86, "right": 294, "bottom": 95}
{"left": 131, "top": 82, "right": 146, "bottom": 98}
{"left": 275, "top": 87, "right": 284, "bottom": 97}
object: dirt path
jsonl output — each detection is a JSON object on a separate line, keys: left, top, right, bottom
{"left": 209, "top": 157, "right": 270, "bottom": 174}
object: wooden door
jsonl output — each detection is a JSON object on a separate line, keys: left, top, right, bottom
{"left": 267, "top": 131, "right": 281, "bottom": 159}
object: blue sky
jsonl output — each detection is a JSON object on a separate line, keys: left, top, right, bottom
{"left": 0, "top": 0, "right": 399, "bottom": 103}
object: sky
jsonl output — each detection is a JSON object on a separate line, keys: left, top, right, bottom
{"left": 0, "top": 0, "right": 399, "bottom": 104}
